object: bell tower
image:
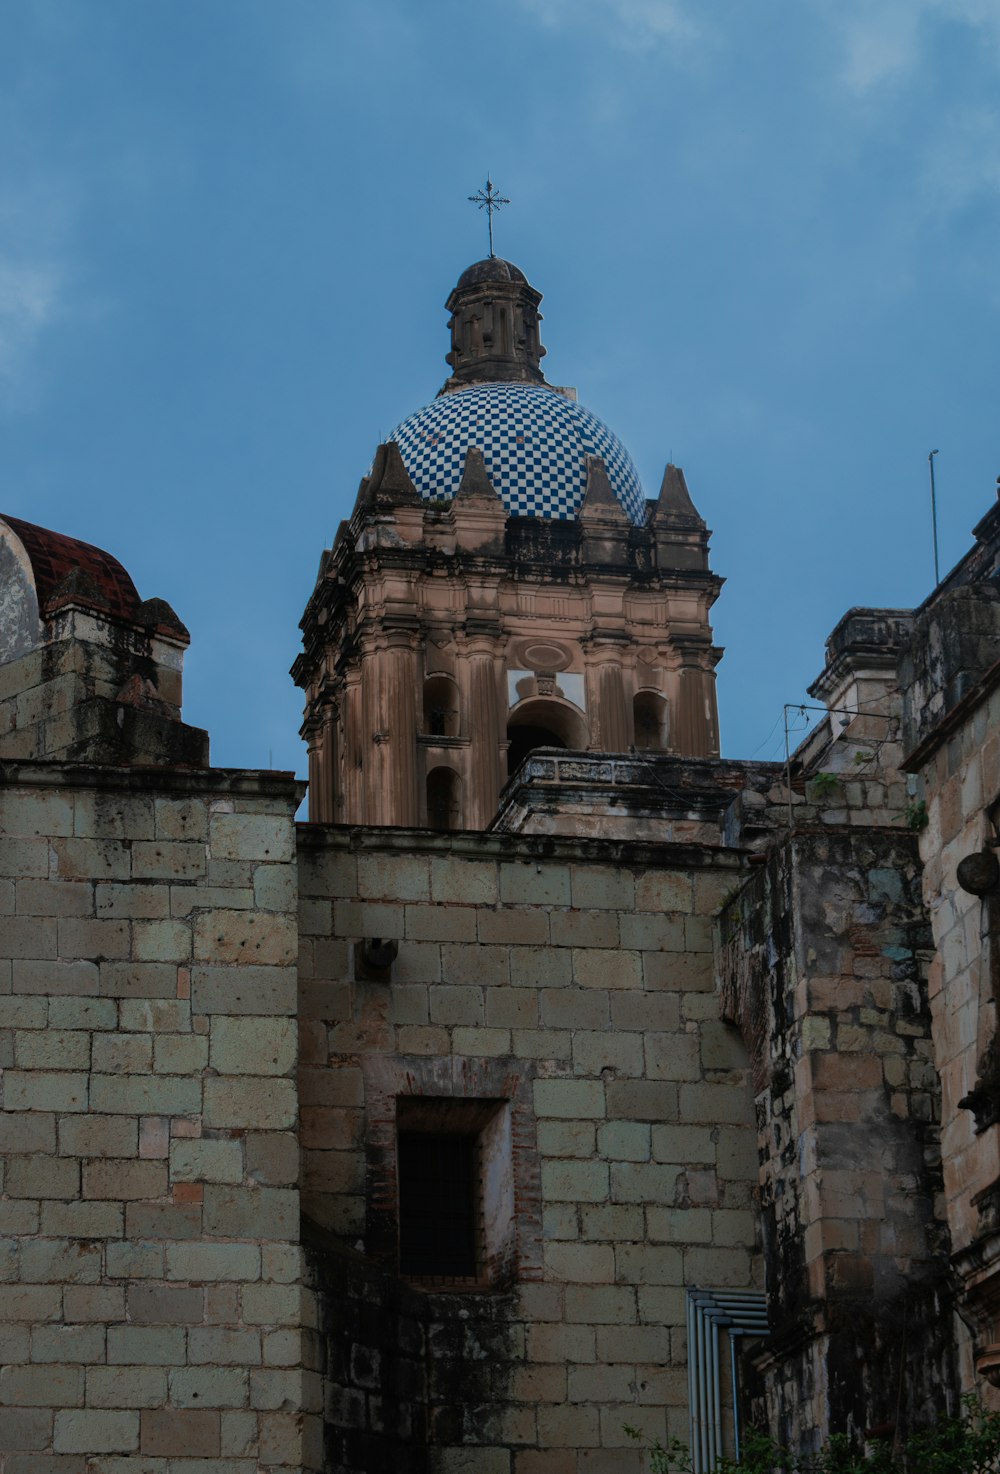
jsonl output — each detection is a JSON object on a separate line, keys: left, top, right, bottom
{"left": 293, "top": 260, "right": 723, "bottom": 829}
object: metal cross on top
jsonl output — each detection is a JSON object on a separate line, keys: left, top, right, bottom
{"left": 468, "top": 176, "right": 510, "bottom": 258}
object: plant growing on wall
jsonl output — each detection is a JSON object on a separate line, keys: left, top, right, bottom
{"left": 625, "top": 1396, "right": 1000, "bottom": 1473}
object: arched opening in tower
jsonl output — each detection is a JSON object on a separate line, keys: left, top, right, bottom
{"left": 633, "top": 690, "right": 669, "bottom": 751}
{"left": 423, "top": 675, "right": 460, "bottom": 738}
{"left": 426, "top": 767, "right": 461, "bottom": 830}
{"left": 506, "top": 698, "right": 589, "bottom": 779}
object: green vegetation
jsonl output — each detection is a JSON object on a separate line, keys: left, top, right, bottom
{"left": 809, "top": 771, "right": 840, "bottom": 799}
{"left": 624, "top": 1397, "right": 1000, "bottom": 1473}
{"left": 904, "top": 799, "right": 929, "bottom": 832}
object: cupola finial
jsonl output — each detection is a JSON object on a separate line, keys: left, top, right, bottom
{"left": 467, "top": 176, "right": 510, "bottom": 259}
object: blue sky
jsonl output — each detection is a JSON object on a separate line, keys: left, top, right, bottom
{"left": 3, "top": 0, "right": 999, "bottom": 775}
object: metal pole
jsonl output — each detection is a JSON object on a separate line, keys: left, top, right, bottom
{"left": 929, "top": 449, "right": 940, "bottom": 586}
{"left": 731, "top": 1332, "right": 741, "bottom": 1463}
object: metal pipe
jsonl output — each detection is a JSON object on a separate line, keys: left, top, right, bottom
{"left": 929, "top": 449, "right": 940, "bottom": 586}
{"left": 687, "top": 1289, "right": 769, "bottom": 1468}
{"left": 687, "top": 1293, "right": 699, "bottom": 1472}
{"left": 731, "top": 1333, "right": 741, "bottom": 1463}
{"left": 697, "top": 1301, "right": 710, "bottom": 1473}
{"left": 711, "top": 1314, "right": 721, "bottom": 1469}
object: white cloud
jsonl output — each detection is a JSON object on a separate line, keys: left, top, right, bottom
{"left": 816, "top": 0, "right": 1000, "bottom": 93}
{"left": 0, "top": 255, "right": 62, "bottom": 395}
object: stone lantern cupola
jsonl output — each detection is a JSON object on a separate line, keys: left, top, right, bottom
{"left": 443, "top": 257, "right": 546, "bottom": 392}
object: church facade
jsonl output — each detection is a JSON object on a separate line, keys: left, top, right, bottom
{"left": 0, "top": 255, "right": 998, "bottom": 1473}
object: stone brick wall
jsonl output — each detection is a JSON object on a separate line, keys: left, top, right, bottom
{"left": 907, "top": 670, "right": 1000, "bottom": 1389}
{"left": 0, "top": 760, "right": 320, "bottom": 1471}
{"left": 297, "top": 826, "right": 761, "bottom": 1473}
{"left": 719, "top": 825, "right": 954, "bottom": 1448}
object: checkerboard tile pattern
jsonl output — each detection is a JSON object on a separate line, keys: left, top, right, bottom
{"left": 386, "top": 382, "right": 645, "bottom": 523}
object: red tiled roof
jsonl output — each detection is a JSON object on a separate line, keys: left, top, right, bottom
{"left": 1, "top": 514, "right": 141, "bottom": 621}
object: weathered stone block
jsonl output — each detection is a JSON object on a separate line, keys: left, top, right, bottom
{"left": 597, "top": 1121, "right": 651, "bottom": 1161}
{"left": 170, "top": 1138, "right": 243, "bottom": 1184}
{"left": 605, "top": 1080, "right": 678, "bottom": 1122}
{"left": 151, "top": 796, "right": 208, "bottom": 841}
{"left": 610, "top": 1162, "right": 681, "bottom": 1204}
{"left": 0, "top": 1112, "right": 56, "bottom": 1155}
{"left": 203, "top": 1078, "right": 296, "bottom": 1131}
{"left": 13, "top": 958, "right": 99, "bottom": 995}
{"left": 534, "top": 1079, "right": 606, "bottom": 1119}
{"left": 245, "top": 1132, "right": 299, "bottom": 1187}
{"left": 210, "top": 813, "right": 293, "bottom": 864}
{"left": 48, "top": 997, "right": 116, "bottom": 1030}
{"left": 131, "top": 842, "right": 206, "bottom": 880}
{"left": 202, "top": 1185, "right": 298, "bottom": 1241}
{"left": 191, "top": 965, "right": 296, "bottom": 1016}
{"left": 63, "top": 1285, "right": 125, "bottom": 1322}
{"left": 165, "top": 1242, "right": 261, "bottom": 1282}
{"left": 83, "top": 1159, "right": 167, "bottom": 1201}
{"left": 41, "top": 1201, "right": 124, "bottom": 1238}
{"left": 4, "top": 916, "right": 58, "bottom": 959}
{"left": 573, "top": 1030, "right": 644, "bottom": 1076}
{"left": 151, "top": 1033, "right": 208, "bottom": 1074}
{"left": 209, "top": 1016, "right": 295, "bottom": 1077}
{"left": 188, "top": 1328, "right": 262, "bottom": 1366}
{"left": 6, "top": 1155, "right": 79, "bottom": 1200}
{"left": 0, "top": 1407, "right": 52, "bottom": 1451}
{"left": 141, "top": 1408, "right": 220, "bottom": 1457}
{"left": 169, "top": 1366, "right": 249, "bottom": 1408}
{"left": 90, "top": 1033, "right": 152, "bottom": 1075}
{"left": 434, "top": 1448, "right": 511, "bottom": 1474}
{"left": 541, "top": 1160, "right": 609, "bottom": 1202}
{"left": 132, "top": 919, "right": 192, "bottom": 964}
{"left": 95, "top": 882, "right": 171, "bottom": 919}
{"left": 16, "top": 879, "right": 93, "bottom": 917}
{"left": 125, "top": 1200, "right": 201, "bottom": 1241}
{"left": 193, "top": 910, "right": 296, "bottom": 966}
{"left": 106, "top": 1326, "right": 187, "bottom": 1365}
{"left": 0, "top": 1362, "right": 84, "bottom": 1406}
{"left": 241, "top": 1282, "right": 300, "bottom": 1326}
{"left": 477, "top": 908, "right": 550, "bottom": 945}
{"left": 119, "top": 999, "right": 190, "bottom": 1032}
{"left": 105, "top": 1241, "right": 164, "bottom": 1279}
{"left": 53, "top": 1409, "right": 140, "bottom": 1454}
{"left": 98, "top": 962, "right": 176, "bottom": 999}
{"left": 499, "top": 862, "right": 570, "bottom": 906}
{"left": 544, "top": 1242, "right": 615, "bottom": 1283}
{"left": 0, "top": 1285, "right": 62, "bottom": 1321}
{"left": 89, "top": 1074, "right": 200, "bottom": 1116}
{"left": 573, "top": 948, "right": 641, "bottom": 990}
{"left": 511, "top": 946, "right": 573, "bottom": 988}
{"left": 31, "top": 1324, "right": 106, "bottom": 1364}
{"left": 86, "top": 1365, "right": 167, "bottom": 1408}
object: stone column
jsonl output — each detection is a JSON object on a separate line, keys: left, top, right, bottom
{"left": 674, "top": 654, "right": 719, "bottom": 758}
{"left": 319, "top": 698, "right": 338, "bottom": 825}
{"left": 586, "top": 642, "right": 629, "bottom": 751}
{"left": 344, "top": 668, "right": 366, "bottom": 825}
{"left": 370, "top": 633, "right": 419, "bottom": 827}
{"left": 302, "top": 710, "right": 324, "bottom": 822}
{"left": 467, "top": 637, "right": 502, "bottom": 827}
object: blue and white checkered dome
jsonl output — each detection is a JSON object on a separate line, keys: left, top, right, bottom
{"left": 386, "top": 382, "right": 645, "bottom": 524}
